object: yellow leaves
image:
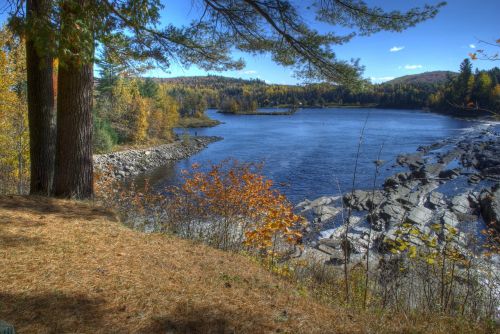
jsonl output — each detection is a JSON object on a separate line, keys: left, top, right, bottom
{"left": 0, "top": 26, "right": 29, "bottom": 194}
{"left": 170, "top": 160, "right": 304, "bottom": 255}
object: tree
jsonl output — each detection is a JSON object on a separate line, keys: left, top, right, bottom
{"left": 53, "top": 0, "right": 95, "bottom": 198}
{"left": 25, "top": 0, "right": 56, "bottom": 195}
{"left": 0, "top": 26, "right": 30, "bottom": 194}
{"left": 8, "top": 0, "right": 445, "bottom": 199}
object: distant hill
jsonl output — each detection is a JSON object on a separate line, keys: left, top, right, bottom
{"left": 384, "top": 71, "right": 457, "bottom": 85}
{"left": 154, "top": 75, "right": 267, "bottom": 88}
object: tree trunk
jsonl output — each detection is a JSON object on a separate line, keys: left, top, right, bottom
{"left": 26, "top": 0, "right": 56, "bottom": 195}
{"left": 53, "top": 0, "right": 94, "bottom": 199}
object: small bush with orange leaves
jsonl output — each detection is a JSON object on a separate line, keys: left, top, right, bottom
{"left": 165, "top": 160, "right": 306, "bottom": 257}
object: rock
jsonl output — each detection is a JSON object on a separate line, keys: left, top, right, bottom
{"left": 296, "top": 247, "right": 331, "bottom": 264}
{"left": 480, "top": 185, "right": 500, "bottom": 228}
{"left": 383, "top": 172, "right": 412, "bottom": 189}
{"left": 441, "top": 210, "right": 459, "bottom": 227}
{"left": 397, "top": 153, "right": 425, "bottom": 170}
{"left": 318, "top": 244, "right": 341, "bottom": 256}
{"left": 343, "top": 190, "right": 384, "bottom": 211}
{"left": 439, "top": 168, "right": 461, "bottom": 180}
{"left": 468, "top": 173, "right": 482, "bottom": 184}
{"left": 386, "top": 185, "right": 414, "bottom": 202}
{"left": 371, "top": 201, "right": 407, "bottom": 229}
{"left": 406, "top": 206, "right": 434, "bottom": 225}
{"left": 428, "top": 192, "right": 446, "bottom": 209}
{"left": 310, "top": 196, "right": 337, "bottom": 208}
{"left": 451, "top": 193, "right": 471, "bottom": 215}
{"left": 319, "top": 238, "right": 342, "bottom": 248}
{"left": 312, "top": 205, "right": 341, "bottom": 223}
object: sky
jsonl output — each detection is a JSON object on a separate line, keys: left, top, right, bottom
{"left": 1, "top": 0, "right": 499, "bottom": 84}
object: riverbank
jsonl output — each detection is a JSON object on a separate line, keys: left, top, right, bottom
{"left": 176, "top": 116, "right": 222, "bottom": 128}
{"left": 297, "top": 121, "right": 500, "bottom": 264}
{"left": 94, "top": 136, "right": 222, "bottom": 180}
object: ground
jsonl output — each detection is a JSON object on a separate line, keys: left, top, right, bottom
{"left": 0, "top": 196, "right": 491, "bottom": 333}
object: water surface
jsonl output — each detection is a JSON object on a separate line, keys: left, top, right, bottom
{"left": 142, "top": 108, "right": 478, "bottom": 203}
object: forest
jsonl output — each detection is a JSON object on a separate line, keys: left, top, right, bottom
{"left": 1, "top": 0, "right": 500, "bottom": 333}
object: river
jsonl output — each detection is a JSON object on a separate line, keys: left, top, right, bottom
{"left": 139, "top": 108, "right": 479, "bottom": 203}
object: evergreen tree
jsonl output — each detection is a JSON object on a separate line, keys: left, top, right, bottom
{"left": 7, "top": 0, "right": 445, "bottom": 198}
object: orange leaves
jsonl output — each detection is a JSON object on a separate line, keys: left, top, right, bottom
{"left": 169, "top": 160, "right": 305, "bottom": 255}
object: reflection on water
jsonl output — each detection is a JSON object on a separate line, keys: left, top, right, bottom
{"left": 138, "top": 108, "right": 478, "bottom": 203}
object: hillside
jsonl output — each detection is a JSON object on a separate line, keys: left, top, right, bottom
{"left": 0, "top": 196, "right": 490, "bottom": 333}
{"left": 0, "top": 196, "right": 346, "bottom": 333}
{"left": 155, "top": 75, "right": 268, "bottom": 89}
{"left": 385, "top": 71, "right": 457, "bottom": 85}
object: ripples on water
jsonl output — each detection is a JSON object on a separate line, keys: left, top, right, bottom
{"left": 140, "top": 108, "right": 479, "bottom": 203}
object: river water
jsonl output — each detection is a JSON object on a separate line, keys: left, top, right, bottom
{"left": 141, "top": 108, "right": 479, "bottom": 203}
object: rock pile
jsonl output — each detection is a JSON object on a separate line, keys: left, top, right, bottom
{"left": 94, "top": 136, "right": 222, "bottom": 180}
{"left": 296, "top": 123, "right": 500, "bottom": 265}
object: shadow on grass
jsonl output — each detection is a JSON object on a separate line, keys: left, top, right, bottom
{"left": 0, "top": 292, "right": 105, "bottom": 333}
{"left": 0, "top": 195, "right": 117, "bottom": 222}
{"left": 139, "top": 303, "right": 273, "bottom": 334}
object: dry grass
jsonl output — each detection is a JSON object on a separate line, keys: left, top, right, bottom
{"left": 0, "top": 196, "right": 494, "bottom": 333}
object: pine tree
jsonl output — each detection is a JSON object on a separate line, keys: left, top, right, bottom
{"left": 6, "top": 0, "right": 445, "bottom": 199}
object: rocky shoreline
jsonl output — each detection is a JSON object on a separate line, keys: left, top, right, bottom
{"left": 296, "top": 122, "right": 500, "bottom": 265}
{"left": 94, "top": 136, "right": 222, "bottom": 180}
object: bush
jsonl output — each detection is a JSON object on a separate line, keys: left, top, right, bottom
{"left": 93, "top": 116, "right": 118, "bottom": 153}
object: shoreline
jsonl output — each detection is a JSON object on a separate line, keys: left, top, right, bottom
{"left": 93, "top": 136, "right": 222, "bottom": 181}
{"left": 297, "top": 122, "right": 500, "bottom": 264}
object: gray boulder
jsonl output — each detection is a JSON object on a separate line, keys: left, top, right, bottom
{"left": 343, "top": 190, "right": 384, "bottom": 211}
{"left": 406, "top": 206, "right": 434, "bottom": 226}
{"left": 451, "top": 193, "right": 471, "bottom": 215}
{"left": 428, "top": 192, "right": 446, "bottom": 209}
{"left": 480, "top": 185, "right": 500, "bottom": 229}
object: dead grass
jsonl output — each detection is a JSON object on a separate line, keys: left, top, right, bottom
{"left": 0, "top": 196, "right": 494, "bottom": 333}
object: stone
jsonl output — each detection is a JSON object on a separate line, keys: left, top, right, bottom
{"left": 480, "top": 185, "right": 500, "bottom": 228}
{"left": 468, "top": 173, "right": 482, "bottom": 184}
{"left": 297, "top": 247, "right": 331, "bottom": 264}
{"left": 428, "top": 192, "right": 446, "bottom": 209}
{"left": 439, "top": 168, "right": 461, "bottom": 180}
{"left": 451, "top": 193, "right": 471, "bottom": 214}
{"left": 406, "top": 206, "right": 434, "bottom": 225}
{"left": 343, "top": 190, "right": 383, "bottom": 211}
{"left": 312, "top": 205, "right": 341, "bottom": 223}
{"left": 318, "top": 244, "right": 342, "bottom": 257}
{"left": 383, "top": 172, "right": 411, "bottom": 189}
{"left": 371, "top": 201, "right": 407, "bottom": 228}
{"left": 441, "top": 210, "right": 459, "bottom": 227}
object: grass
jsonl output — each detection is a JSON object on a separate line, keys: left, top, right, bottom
{"left": 0, "top": 196, "right": 494, "bottom": 333}
{"left": 176, "top": 116, "right": 221, "bottom": 128}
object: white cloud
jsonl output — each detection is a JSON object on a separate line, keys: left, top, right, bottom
{"left": 370, "top": 76, "right": 395, "bottom": 83}
{"left": 469, "top": 44, "right": 476, "bottom": 49}
{"left": 404, "top": 64, "right": 423, "bottom": 70}
{"left": 390, "top": 46, "right": 405, "bottom": 52}
{"left": 241, "top": 70, "right": 257, "bottom": 75}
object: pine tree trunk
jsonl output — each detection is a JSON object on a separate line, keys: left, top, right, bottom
{"left": 26, "top": 0, "right": 56, "bottom": 195}
{"left": 53, "top": 0, "right": 94, "bottom": 199}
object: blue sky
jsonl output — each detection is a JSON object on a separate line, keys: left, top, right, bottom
{"left": 1, "top": 0, "right": 499, "bottom": 84}
{"left": 152, "top": 0, "right": 500, "bottom": 84}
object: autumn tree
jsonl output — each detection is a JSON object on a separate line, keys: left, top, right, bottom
{"left": 7, "top": 0, "right": 445, "bottom": 198}
{"left": 0, "top": 26, "right": 30, "bottom": 194}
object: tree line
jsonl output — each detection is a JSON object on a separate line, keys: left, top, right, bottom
{"left": 2, "top": 0, "right": 444, "bottom": 199}
{"left": 146, "top": 59, "right": 500, "bottom": 114}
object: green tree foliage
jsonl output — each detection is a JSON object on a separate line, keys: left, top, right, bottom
{"left": 0, "top": 26, "right": 29, "bottom": 194}
{"left": 6, "top": 0, "right": 445, "bottom": 198}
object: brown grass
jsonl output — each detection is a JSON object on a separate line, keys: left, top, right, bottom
{"left": 0, "top": 196, "right": 493, "bottom": 333}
